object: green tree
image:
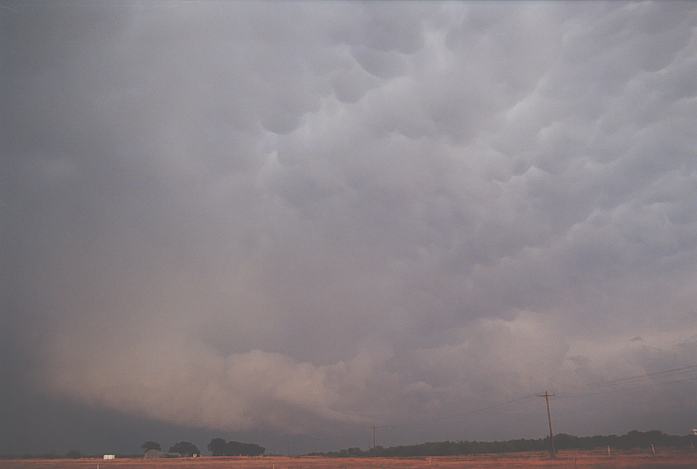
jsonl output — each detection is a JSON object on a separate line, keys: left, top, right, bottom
{"left": 208, "top": 438, "right": 227, "bottom": 456}
{"left": 224, "top": 440, "right": 265, "bottom": 456}
{"left": 141, "top": 441, "right": 161, "bottom": 451}
{"left": 169, "top": 441, "right": 200, "bottom": 457}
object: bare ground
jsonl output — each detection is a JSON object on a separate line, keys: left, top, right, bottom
{"left": 2, "top": 451, "right": 696, "bottom": 469}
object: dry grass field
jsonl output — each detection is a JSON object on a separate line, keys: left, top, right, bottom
{"left": 1, "top": 451, "right": 696, "bottom": 469}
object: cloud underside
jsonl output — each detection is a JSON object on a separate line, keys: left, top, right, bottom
{"left": 4, "top": 1, "right": 697, "bottom": 437}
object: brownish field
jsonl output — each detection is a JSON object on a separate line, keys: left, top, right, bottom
{"left": 2, "top": 451, "right": 696, "bottom": 469}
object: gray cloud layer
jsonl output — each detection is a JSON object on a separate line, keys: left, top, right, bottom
{"left": 3, "top": 0, "right": 697, "bottom": 453}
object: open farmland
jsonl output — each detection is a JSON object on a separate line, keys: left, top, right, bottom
{"left": 2, "top": 451, "right": 697, "bottom": 469}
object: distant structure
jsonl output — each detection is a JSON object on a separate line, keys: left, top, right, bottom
{"left": 103, "top": 454, "right": 116, "bottom": 460}
{"left": 692, "top": 429, "right": 697, "bottom": 436}
{"left": 144, "top": 449, "right": 161, "bottom": 459}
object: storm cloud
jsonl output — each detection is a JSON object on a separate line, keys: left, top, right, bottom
{"left": 2, "top": 0, "right": 697, "bottom": 454}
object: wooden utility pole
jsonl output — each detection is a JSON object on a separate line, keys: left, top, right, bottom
{"left": 538, "top": 391, "right": 556, "bottom": 458}
{"left": 371, "top": 424, "right": 376, "bottom": 449}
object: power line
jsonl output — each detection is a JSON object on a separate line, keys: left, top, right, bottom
{"left": 557, "top": 373, "right": 697, "bottom": 400}
{"left": 371, "top": 363, "right": 697, "bottom": 433}
{"left": 586, "top": 364, "right": 697, "bottom": 388}
{"left": 294, "top": 362, "right": 697, "bottom": 453}
{"left": 554, "top": 364, "right": 697, "bottom": 400}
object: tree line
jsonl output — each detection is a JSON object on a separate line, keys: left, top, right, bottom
{"left": 4, "top": 430, "right": 694, "bottom": 459}
{"left": 139, "top": 438, "right": 266, "bottom": 457}
{"left": 310, "top": 430, "right": 697, "bottom": 457}
{"left": 0, "top": 438, "right": 267, "bottom": 459}
{"left": 141, "top": 440, "right": 201, "bottom": 456}
{"left": 207, "top": 438, "right": 266, "bottom": 456}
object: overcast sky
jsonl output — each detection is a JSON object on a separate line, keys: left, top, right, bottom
{"left": 2, "top": 0, "right": 697, "bottom": 456}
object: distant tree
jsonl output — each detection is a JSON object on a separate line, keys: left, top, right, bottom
{"left": 65, "top": 450, "right": 82, "bottom": 459}
{"left": 141, "top": 441, "right": 161, "bottom": 451}
{"left": 224, "top": 440, "right": 265, "bottom": 456}
{"left": 207, "top": 438, "right": 265, "bottom": 456}
{"left": 169, "top": 441, "right": 200, "bottom": 457}
{"left": 208, "top": 438, "right": 227, "bottom": 456}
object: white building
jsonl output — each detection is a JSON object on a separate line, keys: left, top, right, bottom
{"left": 103, "top": 454, "right": 116, "bottom": 460}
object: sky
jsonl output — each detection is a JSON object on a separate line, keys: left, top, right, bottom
{"left": 2, "top": 0, "right": 697, "bottom": 456}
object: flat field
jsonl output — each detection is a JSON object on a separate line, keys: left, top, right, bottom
{"left": 2, "top": 451, "right": 696, "bottom": 469}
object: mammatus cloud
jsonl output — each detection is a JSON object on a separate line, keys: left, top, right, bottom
{"left": 3, "top": 0, "right": 697, "bottom": 446}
